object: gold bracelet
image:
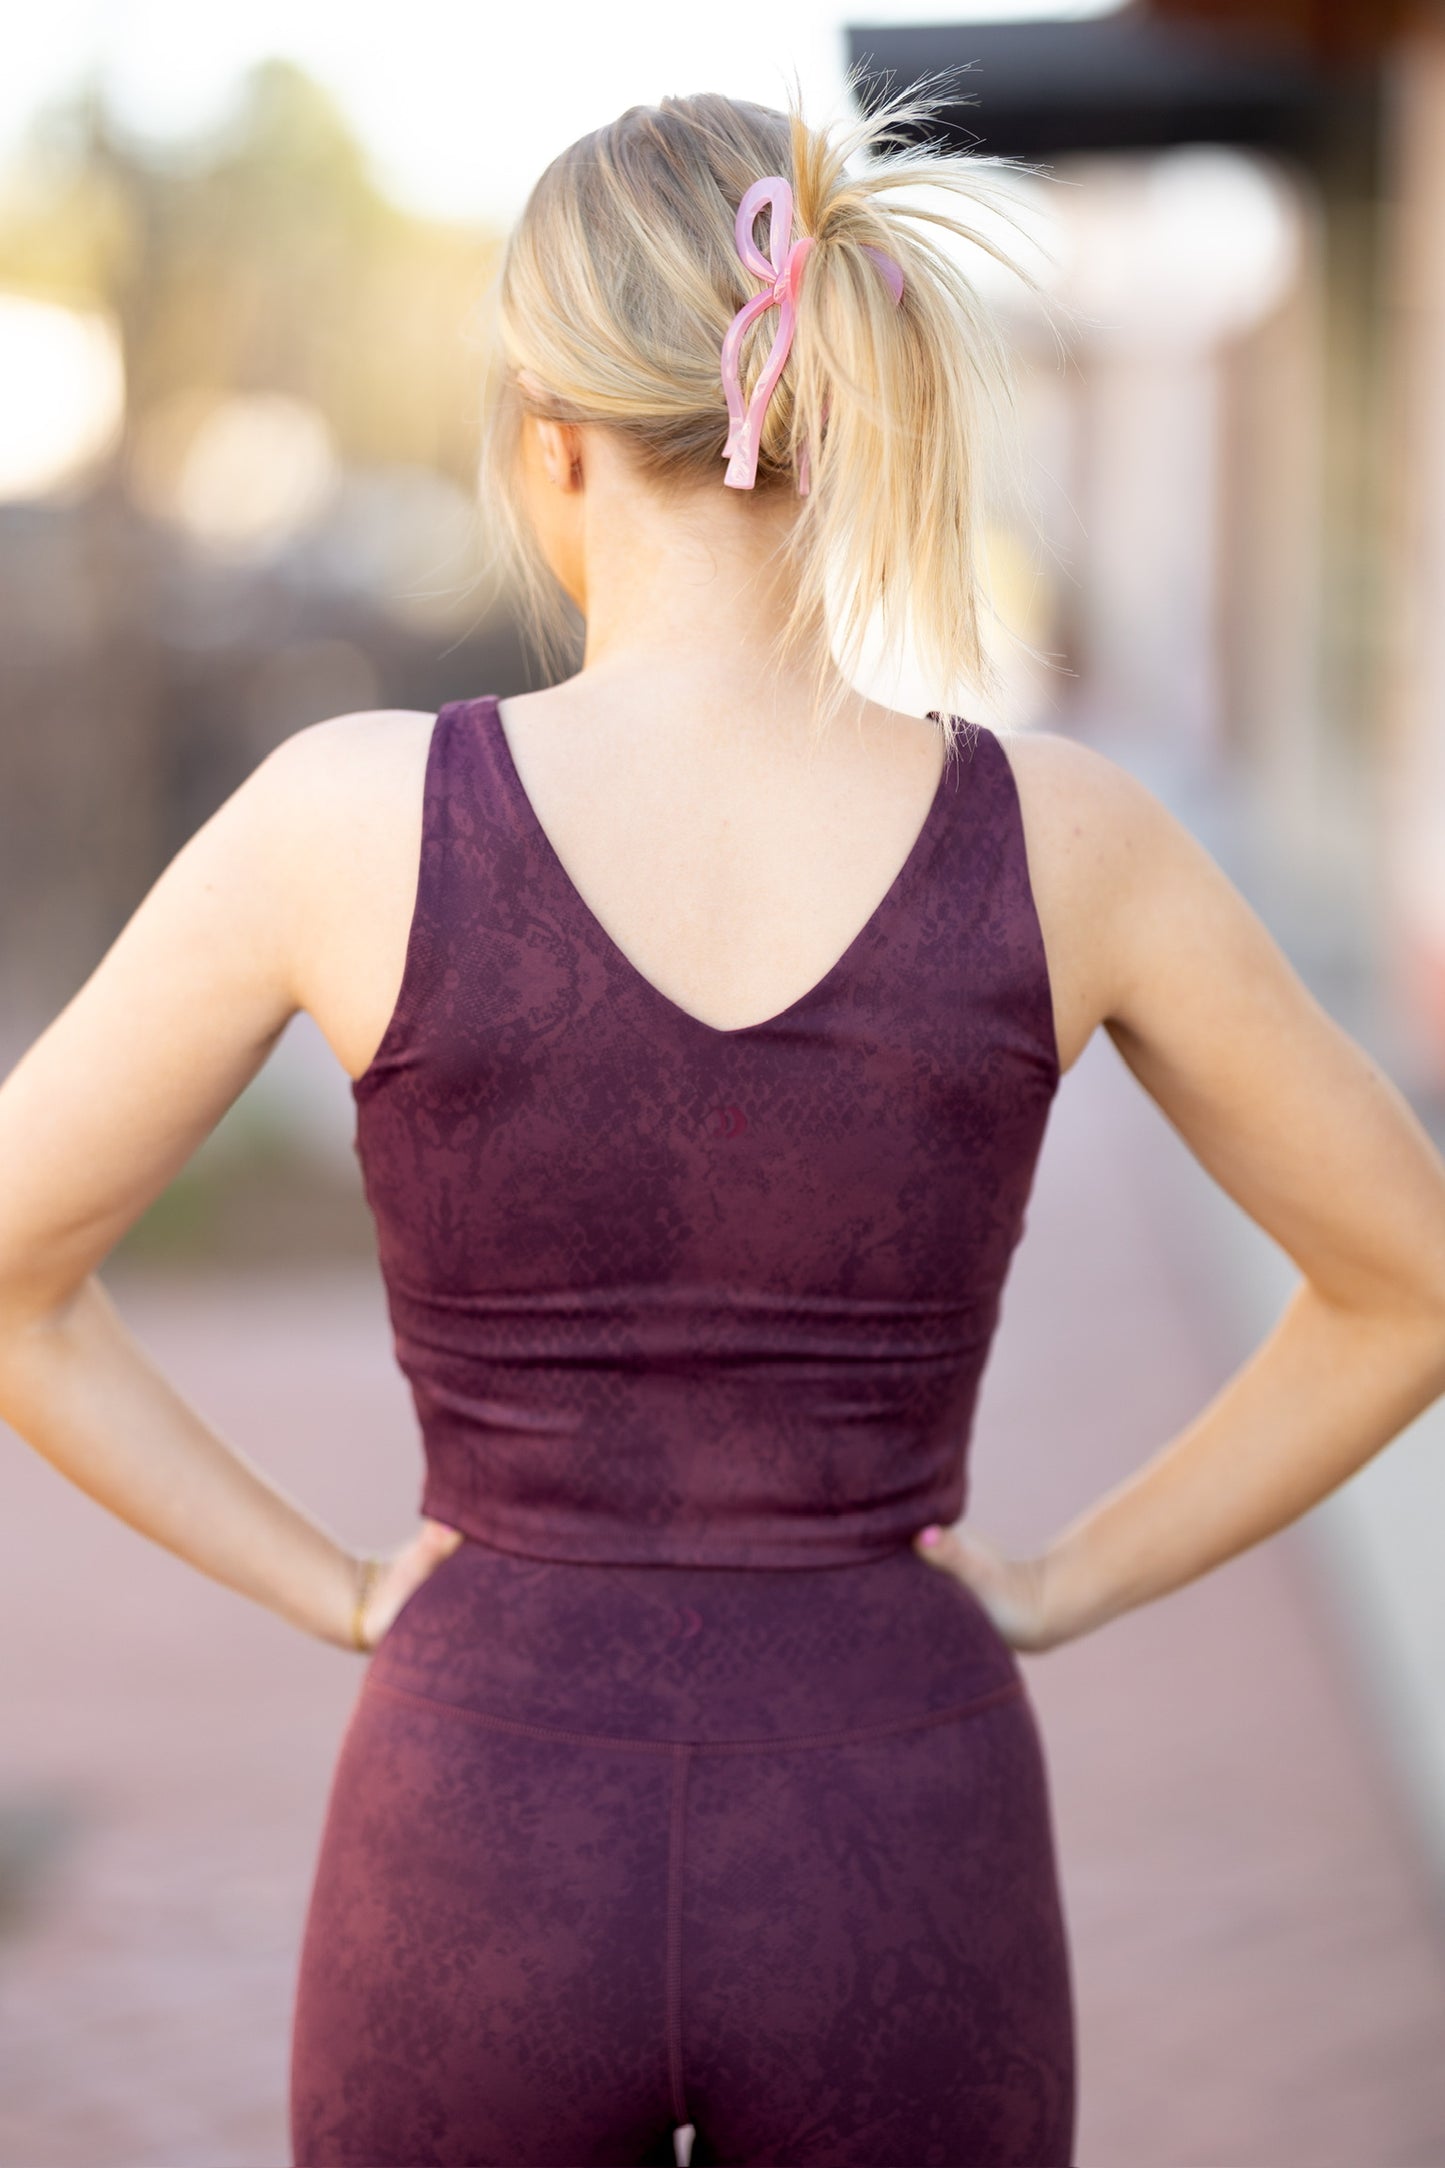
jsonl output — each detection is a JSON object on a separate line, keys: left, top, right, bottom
{"left": 351, "top": 1552, "right": 383, "bottom": 1653}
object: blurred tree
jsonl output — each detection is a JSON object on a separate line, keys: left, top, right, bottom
{"left": 0, "top": 57, "right": 502, "bottom": 489}
{"left": 0, "top": 58, "right": 528, "bottom": 1116}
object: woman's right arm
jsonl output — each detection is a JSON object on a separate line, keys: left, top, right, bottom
{"left": 0, "top": 718, "right": 397, "bottom": 1648}
{"left": 931, "top": 734, "right": 1445, "bottom": 1651}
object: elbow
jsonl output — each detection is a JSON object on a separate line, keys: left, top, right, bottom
{"left": 1425, "top": 1295, "right": 1445, "bottom": 1401}
{"left": 0, "top": 1264, "right": 92, "bottom": 1350}
{"left": 1307, "top": 1273, "right": 1445, "bottom": 1399}
{"left": 1387, "top": 1283, "right": 1445, "bottom": 1402}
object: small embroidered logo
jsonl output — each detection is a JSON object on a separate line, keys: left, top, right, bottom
{"left": 708, "top": 1103, "right": 749, "bottom": 1139}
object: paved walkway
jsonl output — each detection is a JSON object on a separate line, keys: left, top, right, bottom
{"left": 2, "top": 1032, "right": 1445, "bottom": 2165}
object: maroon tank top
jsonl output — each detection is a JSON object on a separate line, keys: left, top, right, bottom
{"left": 351, "top": 693, "right": 1060, "bottom": 1568}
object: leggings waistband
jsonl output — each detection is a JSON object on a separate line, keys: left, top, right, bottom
{"left": 362, "top": 1669, "right": 1026, "bottom": 1755}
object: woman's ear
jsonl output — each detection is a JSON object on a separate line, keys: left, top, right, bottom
{"left": 534, "top": 417, "right": 584, "bottom": 493}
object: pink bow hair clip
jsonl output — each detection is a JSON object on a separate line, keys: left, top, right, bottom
{"left": 720, "top": 175, "right": 905, "bottom": 494}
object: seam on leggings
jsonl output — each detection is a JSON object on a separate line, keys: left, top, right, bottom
{"left": 361, "top": 1670, "right": 1025, "bottom": 1754}
{"left": 666, "top": 1744, "right": 693, "bottom": 2128}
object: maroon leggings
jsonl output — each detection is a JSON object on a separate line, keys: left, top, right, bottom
{"left": 289, "top": 1538, "right": 1076, "bottom": 2167}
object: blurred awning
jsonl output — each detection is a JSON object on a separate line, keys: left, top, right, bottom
{"left": 1148, "top": 0, "right": 1430, "bottom": 65}
{"left": 843, "top": 2, "right": 1412, "bottom": 165}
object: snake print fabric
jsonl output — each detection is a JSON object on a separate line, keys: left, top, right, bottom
{"left": 289, "top": 694, "right": 1077, "bottom": 2164}
{"left": 348, "top": 695, "right": 1060, "bottom": 1570}
{"left": 291, "top": 1541, "right": 1077, "bottom": 2165}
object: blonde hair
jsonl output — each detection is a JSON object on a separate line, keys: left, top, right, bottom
{"left": 475, "top": 72, "right": 1058, "bottom": 748}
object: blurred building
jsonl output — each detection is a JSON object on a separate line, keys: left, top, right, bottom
{"left": 0, "top": 61, "right": 536, "bottom": 1068}
{"left": 0, "top": 61, "right": 548, "bottom": 1263}
{"left": 846, "top": 0, "right": 1445, "bottom": 1895}
{"left": 850, "top": 0, "right": 1445, "bottom": 1100}
{"left": 3, "top": 21, "right": 1445, "bottom": 2147}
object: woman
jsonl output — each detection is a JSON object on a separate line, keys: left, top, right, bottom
{"left": 2, "top": 81, "right": 1445, "bottom": 2168}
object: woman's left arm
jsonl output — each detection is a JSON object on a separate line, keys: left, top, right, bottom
{"left": 917, "top": 733, "right": 1445, "bottom": 1649}
{"left": 0, "top": 721, "right": 364, "bottom": 1647}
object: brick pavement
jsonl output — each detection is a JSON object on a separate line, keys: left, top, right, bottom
{"left": 2, "top": 1031, "right": 1444, "bottom": 2165}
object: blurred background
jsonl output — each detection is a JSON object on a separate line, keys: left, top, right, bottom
{"left": 4, "top": 2, "right": 1445, "bottom": 2162}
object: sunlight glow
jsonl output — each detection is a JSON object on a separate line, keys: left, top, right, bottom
{"left": 164, "top": 393, "right": 339, "bottom": 556}
{"left": 1, "top": 2, "right": 1130, "bottom": 228}
{"left": 1064, "top": 149, "right": 1303, "bottom": 351}
{"left": 0, "top": 294, "right": 124, "bottom": 502}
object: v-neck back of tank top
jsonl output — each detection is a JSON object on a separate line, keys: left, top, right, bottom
{"left": 350, "top": 692, "right": 1061, "bottom": 1569}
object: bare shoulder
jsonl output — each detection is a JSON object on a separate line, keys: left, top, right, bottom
{"left": 995, "top": 724, "right": 1445, "bottom": 1313}
{"left": 257, "top": 707, "right": 439, "bottom": 1077}
{"left": 259, "top": 705, "right": 437, "bottom": 820}
{"left": 986, "top": 724, "right": 1160, "bottom": 1073}
{"left": 991, "top": 719, "right": 1323, "bottom": 1059}
{"left": 989, "top": 722, "right": 1163, "bottom": 894}
{"left": 257, "top": 705, "right": 436, "bottom": 905}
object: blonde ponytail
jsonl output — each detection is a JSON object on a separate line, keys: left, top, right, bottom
{"left": 475, "top": 71, "right": 1059, "bottom": 746}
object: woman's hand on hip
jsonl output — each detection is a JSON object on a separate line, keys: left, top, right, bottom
{"left": 911, "top": 1521, "right": 1061, "bottom": 1652}
{"left": 353, "top": 1518, "right": 466, "bottom": 1654}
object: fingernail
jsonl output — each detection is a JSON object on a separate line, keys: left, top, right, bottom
{"left": 918, "top": 1525, "right": 942, "bottom": 1547}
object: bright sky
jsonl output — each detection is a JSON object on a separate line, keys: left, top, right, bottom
{"left": 3, "top": 0, "right": 1126, "bottom": 226}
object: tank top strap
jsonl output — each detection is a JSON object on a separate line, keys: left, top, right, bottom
{"left": 922, "top": 709, "right": 1013, "bottom": 890}
{"left": 353, "top": 694, "right": 1058, "bottom": 1097}
{"left": 929, "top": 711, "right": 1059, "bottom": 1084}
{"left": 352, "top": 696, "right": 513, "bottom": 1100}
